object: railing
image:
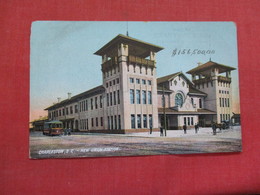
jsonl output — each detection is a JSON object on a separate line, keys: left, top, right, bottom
{"left": 218, "top": 76, "right": 231, "bottom": 83}
{"left": 193, "top": 76, "right": 231, "bottom": 84}
{"left": 128, "top": 55, "right": 155, "bottom": 67}
{"left": 193, "top": 77, "right": 212, "bottom": 85}
{"left": 101, "top": 55, "right": 155, "bottom": 71}
{"left": 101, "top": 57, "right": 118, "bottom": 71}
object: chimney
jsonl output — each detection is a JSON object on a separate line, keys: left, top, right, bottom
{"left": 197, "top": 62, "right": 202, "bottom": 66}
{"left": 68, "top": 93, "right": 72, "bottom": 99}
{"left": 57, "top": 97, "right": 61, "bottom": 103}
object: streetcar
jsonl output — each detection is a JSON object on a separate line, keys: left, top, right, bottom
{"left": 43, "top": 120, "right": 64, "bottom": 136}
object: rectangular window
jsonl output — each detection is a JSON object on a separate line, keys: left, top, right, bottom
{"left": 136, "top": 78, "right": 140, "bottom": 84}
{"left": 106, "top": 83, "right": 108, "bottom": 88}
{"left": 108, "top": 116, "right": 110, "bottom": 130}
{"left": 110, "top": 92, "right": 113, "bottom": 106}
{"left": 107, "top": 94, "right": 109, "bottom": 107}
{"left": 91, "top": 118, "right": 94, "bottom": 127}
{"left": 219, "top": 98, "right": 222, "bottom": 107}
{"left": 191, "top": 117, "right": 194, "bottom": 125}
{"left": 66, "top": 108, "right": 68, "bottom": 115}
{"left": 79, "top": 102, "right": 82, "bottom": 112}
{"left": 199, "top": 99, "right": 202, "bottom": 108}
{"left": 220, "top": 114, "right": 222, "bottom": 121}
{"left": 227, "top": 98, "right": 230, "bottom": 107}
{"left": 225, "top": 98, "right": 227, "bottom": 107}
{"left": 70, "top": 106, "right": 73, "bottom": 114}
{"left": 91, "top": 98, "right": 93, "bottom": 110}
{"left": 59, "top": 110, "right": 61, "bottom": 116}
{"left": 162, "top": 95, "right": 164, "bottom": 107}
{"left": 148, "top": 80, "right": 152, "bottom": 85}
{"left": 148, "top": 91, "right": 152, "bottom": 104}
{"left": 83, "top": 101, "right": 85, "bottom": 111}
{"left": 86, "top": 100, "right": 88, "bottom": 111}
{"left": 117, "top": 90, "right": 120, "bottom": 104}
{"left": 136, "top": 90, "right": 141, "bottom": 104}
{"left": 222, "top": 98, "right": 225, "bottom": 107}
{"left": 111, "top": 116, "right": 113, "bottom": 129}
{"left": 96, "top": 117, "right": 98, "bottom": 127}
{"left": 87, "top": 119, "right": 88, "bottom": 130}
{"left": 110, "top": 81, "right": 112, "bottom": 86}
{"left": 118, "top": 115, "right": 121, "bottom": 129}
{"left": 142, "top": 79, "right": 146, "bottom": 85}
{"left": 149, "top": 115, "right": 153, "bottom": 128}
{"left": 143, "top": 114, "right": 147, "bottom": 128}
{"left": 188, "top": 117, "right": 190, "bottom": 126}
{"left": 75, "top": 105, "right": 78, "bottom": 113}
{"left": 116, "top": 78, "right": 119, "bottom": 84}
{"left": 114, "top": 116, "right": 117, "bottom": 130}
{"left": 137, "top": 115, "right": 141, "bottom": 128}
{"left": 113, "top": 80, "right": 115, "bottom": 85}
{"left": 113, "top": 91, "right": 116, "bottom": 105}
{"left": 95, "top": 97, "right": 98, "bottom": 109}
{"left": 142, "top": 90, "right": 147, "bottom": 104}
{"left": 100, "top": 95, "right": 102, "bottom": 108}
{"left": 100, "top": 117, "right": 103, "bottom": 126}
{"left": 130, "top": 77, "right": 134, "bottom": 83}
{"left": 184, "top": 117, "right": 186, "bottom": 125}
{"left": 130, "top": 89, "right": 135, "bottom": 104}
{"left": 131, "top": 114, "right": 135, "bottom": 129}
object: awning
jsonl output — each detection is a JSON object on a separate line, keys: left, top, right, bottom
{"left": 158, "top": 108, "right": 216, "bottom": 115}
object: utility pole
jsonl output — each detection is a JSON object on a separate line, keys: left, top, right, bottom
{"left": 163, "top": 84, "right": 167, "bottom": 136}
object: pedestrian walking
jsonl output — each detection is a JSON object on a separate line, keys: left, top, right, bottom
{"left": 150, "top": 125, "right": 153, "bottom": 134}
{"left": 183, "top": 124, "right": 187, "bottom": 134}
{"left": 212, "top": 123, "right": 217, "bottom": 135}
{"left": 160, "top": 126, "right": 164, "bottom": 136}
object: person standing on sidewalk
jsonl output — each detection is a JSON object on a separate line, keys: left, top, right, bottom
{"left": 212, "top": 122, "right": 217, "bottom": 135}
{"left": 160, "top": 126, "right": 164, "bottom": 136}
{"left": 183, "top": 124, "right": 187, "bottom": 134}
{"left": 195, "top": 123, "right": 199, "bottom": 134}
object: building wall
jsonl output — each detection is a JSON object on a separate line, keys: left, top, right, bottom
{"left": 215, "top": 80, "right": 232, "bottom": 122}
{"left": 103, "top": 62, "right": 122, "bottom": 131}
{"left": 194, "top": 68, "right": 232, "bottom": 123}
{"left": 48, "top": 92, "right": 105, "bottom": 131}
{"left": 122, "top": 63, "right": 158, "bottom": 130}
{"left": 178, "top": 115, "right": 199, "bottom": 129}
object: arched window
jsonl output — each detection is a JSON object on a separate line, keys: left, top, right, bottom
{"left": 175, "top": 93, "right": 184, "bottom": 107}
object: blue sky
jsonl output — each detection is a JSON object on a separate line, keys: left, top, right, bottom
{"left": 30, "top": 21, "right": 239, "bottom": 121}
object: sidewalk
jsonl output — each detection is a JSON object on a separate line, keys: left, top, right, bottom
{"left": 128, "top": 126, "right": 241, "bottom": 138}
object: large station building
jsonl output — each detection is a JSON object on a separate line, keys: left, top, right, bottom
{"left": 45, "top": 34, "right": 235, "bottom": 133}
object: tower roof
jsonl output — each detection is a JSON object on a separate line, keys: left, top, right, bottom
{"left": 186, "top": 61, "right": 236, "bottom": 75}
{"left": 94, "top": 34, "right": 163, "bottom": 58}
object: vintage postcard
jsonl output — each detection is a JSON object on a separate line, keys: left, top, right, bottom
{"left": 30, "top": 21, "right": 241, "bottom": 158}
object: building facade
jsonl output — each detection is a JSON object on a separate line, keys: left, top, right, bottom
{"left": 45, "top": 34, "right": 236, "bottom": 132}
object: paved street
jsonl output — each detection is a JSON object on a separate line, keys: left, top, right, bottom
{"left": 30, "top": 126, "right": 242, "bottom": 159}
